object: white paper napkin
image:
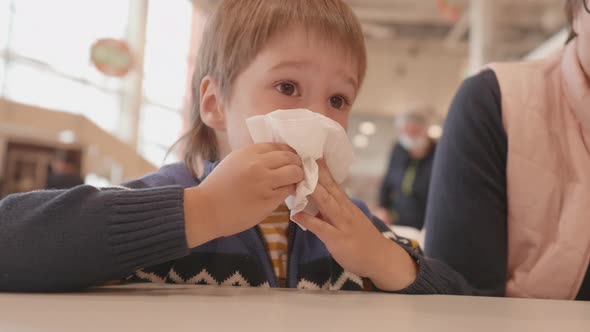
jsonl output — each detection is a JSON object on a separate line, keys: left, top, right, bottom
{"left": 246, "top": 109, "right": 355, "bottom": 228}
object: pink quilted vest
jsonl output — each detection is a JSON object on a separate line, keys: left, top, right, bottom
{"left": 489, "top": 40, "right": 590, "bottom": 299}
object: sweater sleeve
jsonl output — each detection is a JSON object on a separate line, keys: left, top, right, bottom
{"left": 0, "top": 177, "right": 189, "bottom": 292}
{"left": 369, "top": 222, "right": 475, "bottom": 294}
{"left": 352, "top": 199, "right": 475, "bottom": 295}
{"left": 423, "top": 70, "right": 508, "bottom": 297}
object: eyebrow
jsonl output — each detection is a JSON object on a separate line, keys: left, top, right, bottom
{"left": 269, "top": 61, "right": 307, "bottom": 71}
{"left": 268, "top": 60, "right": 358, "bottom": 91}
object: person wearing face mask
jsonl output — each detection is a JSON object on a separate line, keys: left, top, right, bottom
{"left": 375, "top": 109, "right": 436, "bottom": 230}
{"left": 425, "top": 0, "right": 590, "bottom": 300}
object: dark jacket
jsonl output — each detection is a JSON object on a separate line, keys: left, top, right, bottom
{"left": 379, "top": 143, "right": 436, "bottom": 230}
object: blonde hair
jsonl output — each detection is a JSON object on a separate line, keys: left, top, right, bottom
{"left": 182, "top": 0, "right": 367, "bottom": 175}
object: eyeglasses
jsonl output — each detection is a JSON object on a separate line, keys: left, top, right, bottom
{"left": 586, "top": 0, "right": 590, "bottom": 14}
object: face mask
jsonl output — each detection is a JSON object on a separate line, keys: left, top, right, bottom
{"left": 399, "top": 135, "right": 428, "bottom": 151}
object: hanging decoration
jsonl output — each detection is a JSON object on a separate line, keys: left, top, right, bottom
{"left": 90, "top": 38, "right": 133, "bottom": 77}
{"left": 435, "top": 0, "right": 464, "bottom": 22}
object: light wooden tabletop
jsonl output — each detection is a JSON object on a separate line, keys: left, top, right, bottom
{"left": 1, "top": 284, "right": 589, "bottom": 332}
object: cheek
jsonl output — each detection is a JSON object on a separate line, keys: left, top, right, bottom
{"left": 222, "top": 102, "right": 256, "bottom": 151}
{"left": 227, "top": 91, "right": 261, "bottom": 119}
{"left": 328, "top": 112, "right": 349, "bottom": 130}
{"left": 262, "top": 91, "right": 302, "bottom": 111}
{"left": 577, "top": 15, "right": 590, "bottom": 66}
{"left": 235, "top": 86, "right": 292, "bottom": 116}
{"left": 577, "top": 37, "right": 590, "bottom": 76}
{"left": 225, "top": 119, "right": 254, "bottom": 151}
{"left": 229, "top": 70, "right": 275, "bottom": 118}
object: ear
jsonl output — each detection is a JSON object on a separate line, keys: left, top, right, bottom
{"left": 199, "top": 76, "right": 226, "bottom": 131}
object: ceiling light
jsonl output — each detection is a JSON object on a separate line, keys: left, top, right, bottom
{"left": 428, "top": 125, "right": 443, "bottom": 140}
{"left": 359, "top": 121, "right": 377, "bottom": 136}
{"left": 58, "top": 130, "right": 76, "bottom": 144}
{"left": 353, "top": 134, "right": 369, "bottom": 149}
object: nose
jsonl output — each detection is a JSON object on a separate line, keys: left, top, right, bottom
{"left": 306, "top": 100, "right": 329, "bottom": 117}
{"left": 304, "top": 100, "right": 348, "bottom": 130}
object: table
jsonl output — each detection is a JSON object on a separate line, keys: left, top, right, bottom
{"left": 1, "top": 284, "right": 589, "bottom": 332}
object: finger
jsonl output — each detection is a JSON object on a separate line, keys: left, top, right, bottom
{"left": 271, "top": 165, "right": 304, "bottom": 189}
{"left": 316, "top": 159, "right": 348, "bottom": 201}
{"left": 292, "top": 212, "right": 336, "bottom": 241}
{"left": 253, "top": 143, "right": 296, "bottom": 154}
{"left": 262, "top": 150, "right": 303, "bottom": 169}
{"left": 310, "top": 183, "right": 344, "bottom": 226}
{"left": 272, "top": 184, "right": 297, "bottom": 201}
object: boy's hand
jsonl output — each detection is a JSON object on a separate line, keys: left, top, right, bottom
{"left": 184, "top": 143, "right": 304, "bottom": 247}
{"left": 292, "top": 160, "right": 417, "bottom": 291}
{"left": 373, "top": 207, "right": 393, "bottom": 226}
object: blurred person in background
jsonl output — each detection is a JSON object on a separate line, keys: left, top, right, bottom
{"left": 425, "top": 0, "right": 590, "bottom": 300}
{"left": 375, "top": 109, "right": 436, "bottom": 230}
{"left": 45, "top": 150, "right": 84, "bottom": 189}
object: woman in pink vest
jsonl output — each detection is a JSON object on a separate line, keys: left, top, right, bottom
{"left": 425, "top": 0, "right": 590, "bottom": 300}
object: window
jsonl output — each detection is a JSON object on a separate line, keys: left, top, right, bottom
{"left": 143, "top": 0, "right": 192, "bottom": 109}
{"left": 8, "top": 0, "right": 129, "bottom": 82}
{"left": 1, "top": 0, "right": 194, "bottom": 168}
{"left": 140, "top": 0, "right": 192, "bottom": 166}
{"left": 5, "top": 61, "right": 120, "bottom": 131}
{"left": 140, "top": 103, "right": 182, "bottom": 151}
{"left": 0, "top": 0, "right": 10, "bottom": 94}
{"left": 1, "top": 0, "right": 130, "bottom": 131}
{"left": 139, "top": 141, "right": 172, "bottom": 168}
{"left": 0, "top": 0, "right": 10, "bottom": 51}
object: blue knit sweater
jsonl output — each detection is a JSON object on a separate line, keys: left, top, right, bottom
{"left": 0, "top": 161, "right": 472, "bottom": 294}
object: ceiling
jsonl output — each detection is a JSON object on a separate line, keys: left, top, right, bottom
{"left": 196, "top": 0, "right": 566, "bottom": 60}
{"left": 346, "top": 0, "right": 566, "bottom": 59}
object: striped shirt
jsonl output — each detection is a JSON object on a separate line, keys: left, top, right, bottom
{"left": 259, "top": 204, "right": 290, "bottom": 287}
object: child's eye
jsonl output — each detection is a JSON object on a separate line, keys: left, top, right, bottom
{"left": 275, "top": 82, "right": 299, "bottom": 97}
{"left": 330, "top": 95, "right": 349, "bottom": 110}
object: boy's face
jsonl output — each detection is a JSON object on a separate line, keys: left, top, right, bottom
{"left": 202, "top": 27, "right": 360, "bottom": 155}
{"left": 575, "top": 3, "right": 590, "bottom": 78}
